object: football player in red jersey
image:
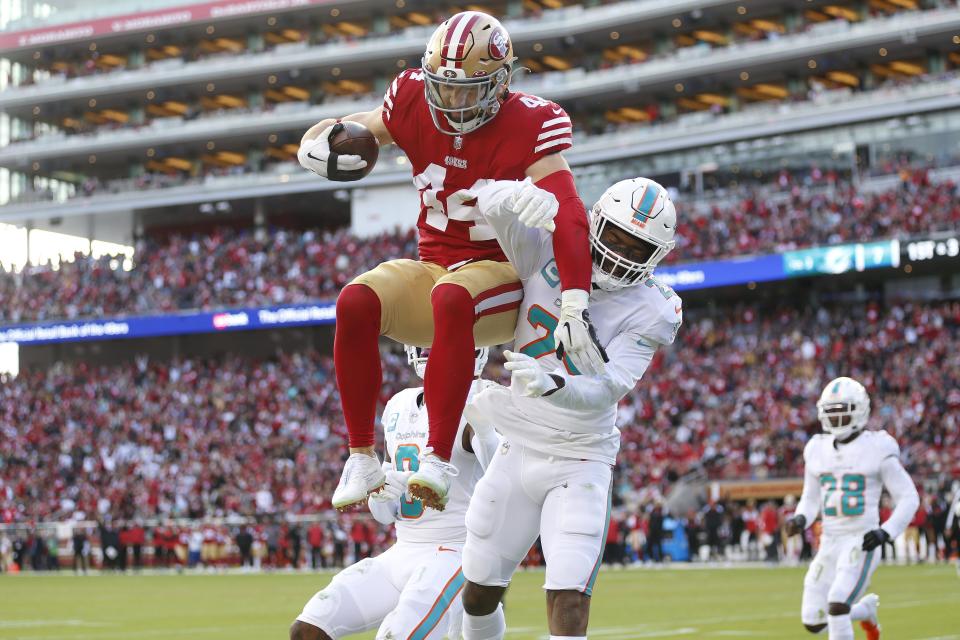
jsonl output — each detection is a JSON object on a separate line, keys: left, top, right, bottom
{"left": 299, "top": 10, "right": 605, "bottom": 512}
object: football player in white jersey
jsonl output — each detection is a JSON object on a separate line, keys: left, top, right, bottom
{"left": 450, "top": 177, "right": 682, "bottom": 640}
{"left": 785, "top": 377, "right": 919, "bottom": 640}
{"left": 290, "top": 348, "right": 498, "bottom": 640}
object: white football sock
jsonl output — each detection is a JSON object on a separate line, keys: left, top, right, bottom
{"left": 550, "top": 636, "right": 586, "bottom": 640}
{"left": 463, "top": 604, "right": 505, "bottom": 640}
{"left": 827, "top": 614, "right": 854, "bottom": 640}
{"left": 849, "top": 601, "right": 869, "bottom": 621}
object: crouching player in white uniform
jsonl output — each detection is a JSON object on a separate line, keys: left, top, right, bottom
{"left": 291, "top": 348, "right": 499, "bottom": 640}
{"left": 785, "top": 377, "right": 919, "bottom": 640}
{"left": 454, "top": 177, "right": 682, "bottom": 640}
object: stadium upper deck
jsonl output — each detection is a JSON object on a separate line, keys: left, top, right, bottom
{"left": 1, "top": 0, "right": 959, "bottom": 235}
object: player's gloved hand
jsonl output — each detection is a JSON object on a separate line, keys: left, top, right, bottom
{"left": 503, "top": 178, "right": 559, "bottom": 231}
{"left": 503, "top": 350, "right": 561, "bottom": 398}
{"left": 297, "top": 122, "right": 367, "bottom": 181}
{"left": 784, "top": 514, "right": 806, "bottom": 537}
{"left": 861, "top": 527, "right": 890, "bottom": 552}
{"left": 460, "top": 180, "right": 558, "bottom": 231}
{"left": 554, "top": 289, "right": 609, "bottom": 375}
{"left": 369, "top": 468, "right": 411, "bottom": 504}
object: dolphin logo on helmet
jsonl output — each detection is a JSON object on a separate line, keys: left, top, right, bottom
{"left": 589, "top": 177, "right": 677, "bottom": 291}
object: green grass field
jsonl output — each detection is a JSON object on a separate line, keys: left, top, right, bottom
{"left": 1, "top": 564, "right": 958, "bottom": 639}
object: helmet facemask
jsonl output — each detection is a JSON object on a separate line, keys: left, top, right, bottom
{"left": 406, "top": 346, "right": 489, "bottom": 380}
{"left": 816, "top": 377, "right": 871, "bottom": 441}
{"left": 589, "top": 203, "right": 675, "bottom": 291}
{"left": 423, "top": 64, "right": 511, "bottom": 135}
{"left": 421, "top": 11, "right": 515, "bottom": 136}
{"left": 816, "top": 401, "right": 869, "bottom": 440}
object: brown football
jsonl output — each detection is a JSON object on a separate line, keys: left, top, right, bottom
{"left": 328, "top": 121, "right": 379, "bottom": 180}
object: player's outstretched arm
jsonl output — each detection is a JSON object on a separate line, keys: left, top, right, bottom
{"left": 527, "top": 154, "right": 608, "bottom": 375}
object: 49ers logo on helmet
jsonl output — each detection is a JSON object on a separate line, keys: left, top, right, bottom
{"left": 488, "top": 27, "right": 509, "bottom": 60}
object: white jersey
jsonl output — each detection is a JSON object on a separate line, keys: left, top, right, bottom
{"left": 798, "top": 430, "right": 913, "bottom": 538}
{"left": 479, "top": 199, "right": 682, "bottom": 463}
{"left": 381, "top": 381, "right": 486, "bottom": 545}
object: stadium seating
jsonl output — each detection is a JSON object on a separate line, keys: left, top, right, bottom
{"left": 1, "top": 168, "right": 955, "bottom": 324}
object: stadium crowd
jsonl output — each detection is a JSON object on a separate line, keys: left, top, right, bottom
{"left": 2, "top": 169, "right": 957, "bottom": 325}
{"left": 0, "top": 226, "right": 417, "bottom": 324}
{"left": 2, "top": 301, "right": 957, "bottom": 521}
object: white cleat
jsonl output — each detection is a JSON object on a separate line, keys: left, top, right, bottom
{"left": 406, "top": 450, "right": 459, "bottom": 512}
{"left": 858, "top": 593, "right": 881, "bottom": 640}
{"left": 332, "top": 453, "right": 386, "bottom": 511}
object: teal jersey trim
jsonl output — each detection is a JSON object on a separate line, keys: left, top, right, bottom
{"left": 582, "top": 480, "right": 614, "bottom": 597}
{"left": 845, "top": 550, "right": 875, "bottom": 605}
{"left": 408, "top": 568, "right": 466, "bottom": 640}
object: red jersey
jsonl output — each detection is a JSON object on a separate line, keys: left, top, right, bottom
{"left": 382, "top": 69, "right": 574, "bottom": 268}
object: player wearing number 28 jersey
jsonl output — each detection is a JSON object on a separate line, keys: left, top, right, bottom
{"left": 786, "top": 377, "right": 919, "bottom": 640}
{"left": 454, "top": 177, "right": 682, "bottom": 640}
{"left": 298, "top": 10, "right": 603, "bottom": 514}
{"left": 291, "top": 349, "right": 498, "bottom": 640}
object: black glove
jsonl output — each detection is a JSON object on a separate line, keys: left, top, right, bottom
{"left": 861, "top": 528, "right": 890, "bottom": 551}
{"left": 784, "top": 514, "right": 806, "bottom": 537}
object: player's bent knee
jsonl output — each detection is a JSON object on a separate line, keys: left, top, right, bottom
{"left": 430, "top": 283, "right": 474, "bottom": 320}
{"left": 289, "top": 620, "right": 331, "bottom": 640}
{"left": 462, "top": 581, "right": 505, "bottom": 616}
{"left": 827, "top": 602, "right": 850, "bottom": 616}
{"left": 803, "top": 623, "right": 827, "bottom": 634}
{"left": 336, "top": 284, "right": 381, "bottom": 325}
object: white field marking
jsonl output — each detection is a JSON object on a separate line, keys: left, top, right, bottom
{"left": 915, "top": 636, "right": 960, "bottom": 640}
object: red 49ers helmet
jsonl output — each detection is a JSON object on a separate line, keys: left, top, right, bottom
{"left": 422, "top": 11, "right": 515, "bottom": 136}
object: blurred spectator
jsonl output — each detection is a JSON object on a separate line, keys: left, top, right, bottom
{"left": 236, "top": 527, "right": 254, "bottom": 569}
{"left": 307, "top": 522, "right": 325, "bottom": 569}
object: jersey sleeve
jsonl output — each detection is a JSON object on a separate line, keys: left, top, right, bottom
{"left": 381, "top": 69, "right": 424, "bottom": 152}
{"left": 474, "top": 180, "right": 551, "bottom": 279}
{"left": 516, "top": 96, "right": 573, "bottom": 170}
{"left": 795, "top": 438, "right": 823, "bottom": 525}
{"left": 544, "top": 329, "right": 657, "bottom": 412}
{"left": 875, "top": 430, "right": 901, "bottom": 460}
{"left": 879, "top": 454, "right": 919, "bottom": 538}
{"left": 638, "top": 281, "right": 683, "bottom": 347}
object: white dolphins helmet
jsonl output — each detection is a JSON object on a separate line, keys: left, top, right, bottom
{"left": 816, "top": 376, "right": 871, "bottom": 440}
{"left": 589, "top": 177, "right": 676, "bottom": 291}
{"left": 405, "top": 345, "right": 489, "bottom": 380}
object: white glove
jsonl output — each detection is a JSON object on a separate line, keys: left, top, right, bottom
{"left": 503, "top": 350, "right": 559, "bottom": 398}
{"left": 369, "top": 468, "right": 411, "bottom": 503}
{"left": 367, "top": 467, "right": 411, "bottom": 524}
{"left": 506, "top": 178, "right": 558, "bottom": 231}
{"left": 297, "top": 123, "right": 367, "bottom": 180}
{"left": 553, "top": 289, "right": 609, "bottom": 375}
{"left": 458, "top": 179, "right": 558, "bottom": 231}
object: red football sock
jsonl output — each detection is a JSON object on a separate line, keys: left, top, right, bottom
{"left": 424, "top": 284, "right": 476, "bottom": 461}
{"left": 334, "top": 284, "right": 382, "bottom": 449}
